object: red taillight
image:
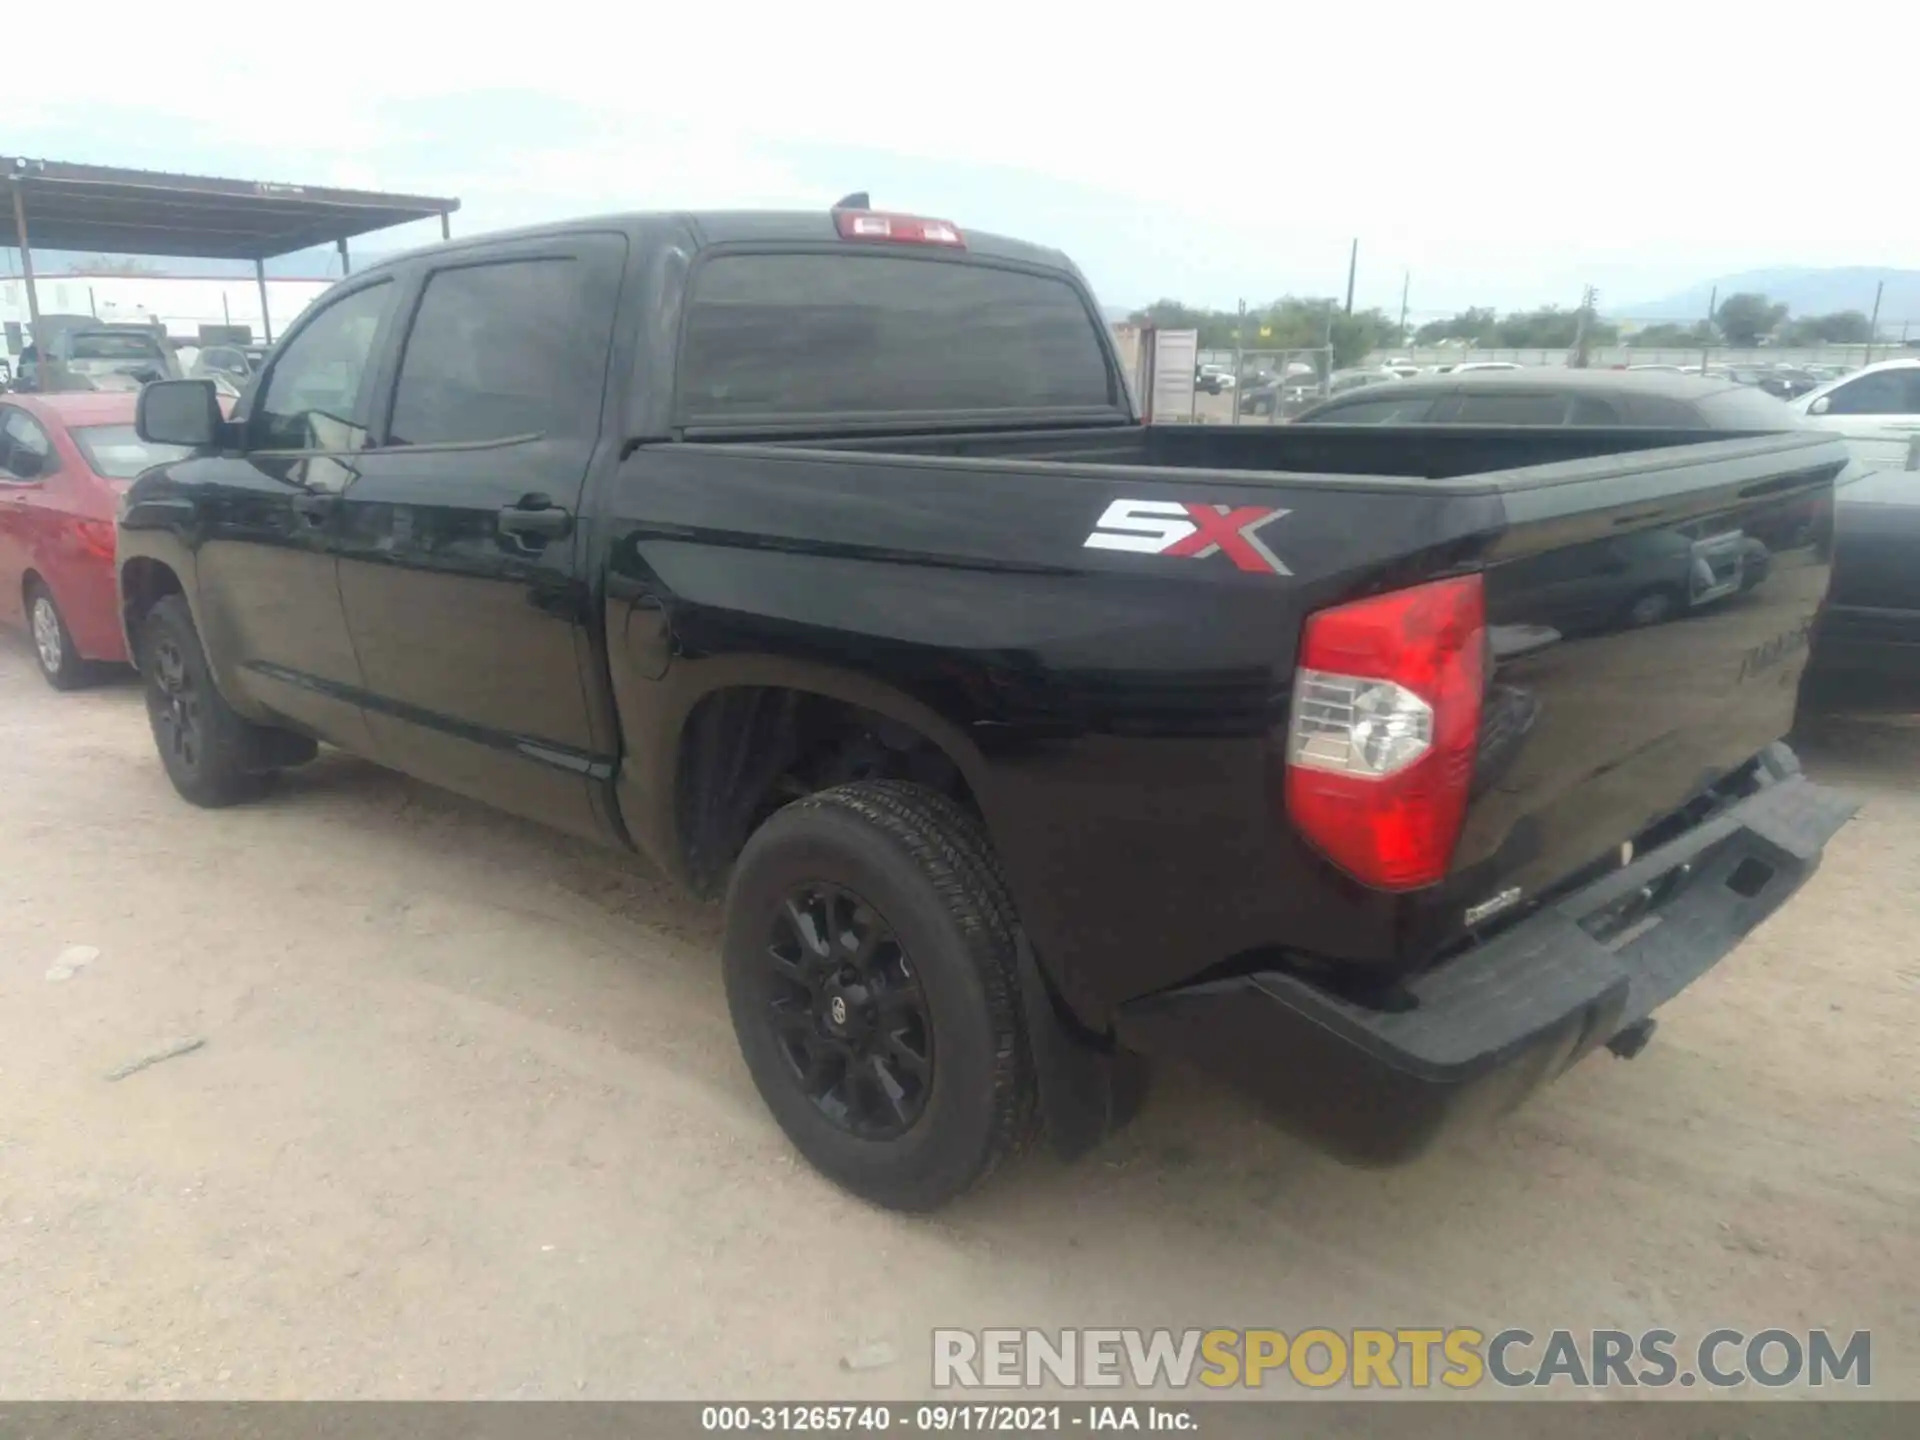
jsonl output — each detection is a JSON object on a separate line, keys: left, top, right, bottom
{"left": 832, "top": 209, "right": 965, "bottom": 248}
{"left": 1284, "top": 574, "right": 1486, "bottom": 891}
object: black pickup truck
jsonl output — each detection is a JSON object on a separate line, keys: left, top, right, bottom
{"left": 122, "top": 208, "right": 1858, "bottom": 1210}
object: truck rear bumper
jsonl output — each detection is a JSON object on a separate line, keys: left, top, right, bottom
{"left": 1112, "top": 747, "right": 1858, "bottom": 1166}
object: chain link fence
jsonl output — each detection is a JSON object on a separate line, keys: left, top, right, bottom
{"left": 1180, "top": 347, "right": 1335, "bottom": 425}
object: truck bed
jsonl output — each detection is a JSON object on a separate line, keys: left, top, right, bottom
{"left": 609, "top": 422, "right": 1848, "bottom": 1018}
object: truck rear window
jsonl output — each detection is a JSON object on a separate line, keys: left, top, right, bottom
{"left": 678, "top": 253, "right": 1116, "bottom": 425}
{"left": 70, "top": 333, "right": 164, "bottom": 361}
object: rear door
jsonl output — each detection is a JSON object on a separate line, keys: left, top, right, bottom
{"left": 330, "top": 234, "right": 626, "bottom": 840}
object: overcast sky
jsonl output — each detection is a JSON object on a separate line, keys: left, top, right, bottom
{"left": 9, "top": 1, "right": 1908, "bottom": 319}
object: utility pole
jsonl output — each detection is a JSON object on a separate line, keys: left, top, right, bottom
{"left": 1865, "top": 280, "right": 1884, "bottom": 366}
{"left": 1702, "top": 285, "right": 1718, "bottom": 374}
{"left": 1231, "top": 298, "right": 1245, "bottom": 427}
{"left": 1570, "top": 285, "right": 1598, "bottom": 369}
{"left": 1344, "top": 239, "right": 1358, "bottom": 316}
{"left": 1398, "top": 272, "right": 1410, "bottom": 346}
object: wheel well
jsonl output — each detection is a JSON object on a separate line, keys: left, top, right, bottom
{"left": 119, "top": 558, "right": 185, "bottom": 660}
{"left": 674, "top": 686, "right": 979, "bottom": 898}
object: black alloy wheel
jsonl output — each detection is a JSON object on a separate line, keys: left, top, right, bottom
{"left": 147, "top": 630, "right": 204, "bottom": 773}
{"left": 764, "top": 881, "right": 933, "bottom": 1140}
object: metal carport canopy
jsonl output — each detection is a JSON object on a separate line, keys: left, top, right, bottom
{"left": 4, "top": 155, "right": 460, "bottom": 343}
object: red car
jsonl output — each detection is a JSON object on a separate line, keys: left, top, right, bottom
{"left": 0, "top": 392, "right": 198, "bottom": 688}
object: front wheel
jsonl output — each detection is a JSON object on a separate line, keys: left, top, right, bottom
{"left": 140, "top": 594, "right": 289, "bottom": 807}
{"left": 722, "top": 781, "right": 1039, "bottom": 1211}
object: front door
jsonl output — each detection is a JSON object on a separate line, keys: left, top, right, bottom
{"left": 331, "top": 235, "right": 627, "bottom": 840}
{"left": 188, "top": 277, "right": 403, "bottom": 747}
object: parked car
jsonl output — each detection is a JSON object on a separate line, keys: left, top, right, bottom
{"left": 1294, "top": 369, "right": 1799, "bottom": 630}
{"left": 1794, "top": 357, "right": 1920, "bottom": 464}
{"left": 0, "top": 392, "right": 197, "bottom": 687}
{"left": 123, "top": 207, "right": 1855, "bottom": 1211}
{"left": 1791, "top": 358, "right": 1920, "bottom": 709}
{"left": 1241, "top": 368, "right": 1359, "bottom": 417}
{"left": 1758, "top": 366, "right": 1821, "bottom": 400}
{"left": 1195, "top": 363, "right": 1236, "bottom": 394}
{"left": 33, "top": 324, "right": 183, "bottom": 393}
{"left": 1292, "top": 366, "right": 1806, "bottom": 430}
{"left": 1328, "top": 367, "right": 1399, "bottom": 395}
{"left": 190, "top": 343, "right": 261, "bottom": 386}
{"left": 1448, "top": 360, "right": 1523, "bottom": 373}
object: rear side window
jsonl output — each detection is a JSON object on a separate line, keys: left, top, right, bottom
{"left": 0, "top": 407, "right": 57, "bottom": 480}
{"left": 1567, "top": 394, "right": 1623, "bottom": 425}
{"left": 1296, "top": 393, "right": 1439, "bottom": 424}
{"left": 1695, "top": 386, "right": 1805, "bottom": 430}
{"left": 1447, "top": 391, "right": 1571, "bottom": 425}
{"left": 70, "top": 332, "right": 163, "bottom": 361}
{"left": 679, "top": 254, "right": 1115, "bottom": 424}
{"left": 389, "top": 259, "right": 598, "bottom": 446}
{"left": 1619, "top": 394, "right": 1700, "bottom": 428}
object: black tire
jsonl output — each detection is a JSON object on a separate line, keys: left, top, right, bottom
{"left": 25, "top": 580, "right": 92, "bottom": 691}
{"left": 139, "top": 594, "right": 286, "bottom": 807}
{"left": 722, "top": 780, "right": 1039, "bottom": 1211}
{"left": 1621, "top": 586, "right": 1681, "bottom": 629}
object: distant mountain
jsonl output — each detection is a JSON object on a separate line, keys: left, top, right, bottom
{"left": 1625, "top": 268, "right": 1920, "bottom": 327}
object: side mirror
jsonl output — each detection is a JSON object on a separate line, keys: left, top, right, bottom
{"left": 137, "top": 378, "right": 223, "bottom": 447}
{"left": 9, "top": 447, "right": 44, "bottom": 480}
{"left": 1808, "top": 396, "right": 1832, "bottom": 416}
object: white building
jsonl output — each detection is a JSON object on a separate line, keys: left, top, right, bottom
{"left": 1, "top": 271, "right": 339, "bottom": 354}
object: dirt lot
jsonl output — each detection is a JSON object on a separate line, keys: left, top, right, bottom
{"left": 0, "top": 639, "right": 1915, "bottom": 1400}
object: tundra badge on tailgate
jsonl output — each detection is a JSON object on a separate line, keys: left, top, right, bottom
{"left": 1083, "top": 500, "right": 1292, "bottom": 575}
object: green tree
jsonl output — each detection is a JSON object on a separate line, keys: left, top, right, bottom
{"left": 1629, "top": 321, "right": 1715, "bottom": 347}
{"left": 1714, "top": 292, "right": 1788, "bottom": 347}
{"left": 1779, "top": 310, "right": 1872, "bottom": 346}
{"left": 1489, "top": 306, "right": 1620, "bottom": 349}
{"left": 1127, "top": 296, "right": 1401, "bottom": 365}
{"left": 1415, "top": 308, "right": 1497, "bottom": 346}
{"left": 1330, "top": 308, "right": 1403, "bottom": 368}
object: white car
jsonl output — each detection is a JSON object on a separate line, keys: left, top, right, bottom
{"left": 1791, "top": 357, "right": 1920, "bottom": 472}
{"left": 1448, "top": 360, "right": 1524, "bottom": 374}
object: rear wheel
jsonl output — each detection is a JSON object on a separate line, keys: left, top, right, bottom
{"left": 140, "top": 595, "right": 309, "bottom": 807}
{"left": 26, "top": 581, "right": 91, "bottom": 691}
{"left": 722, "top": 781, "right": 1038, "bottom": 1211}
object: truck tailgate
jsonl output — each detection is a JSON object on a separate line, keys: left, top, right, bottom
{"left": 1444, "top": 434, "right": 1847, "bottom": 924}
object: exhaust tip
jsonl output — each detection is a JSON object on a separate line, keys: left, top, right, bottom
{"left": 1605, "top": 1018, "right": 1658, "bottom": 1060}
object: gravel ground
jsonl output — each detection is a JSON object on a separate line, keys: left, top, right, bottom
{"left": 0, "top": 640, "right": 1914, "bottom": 1401}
